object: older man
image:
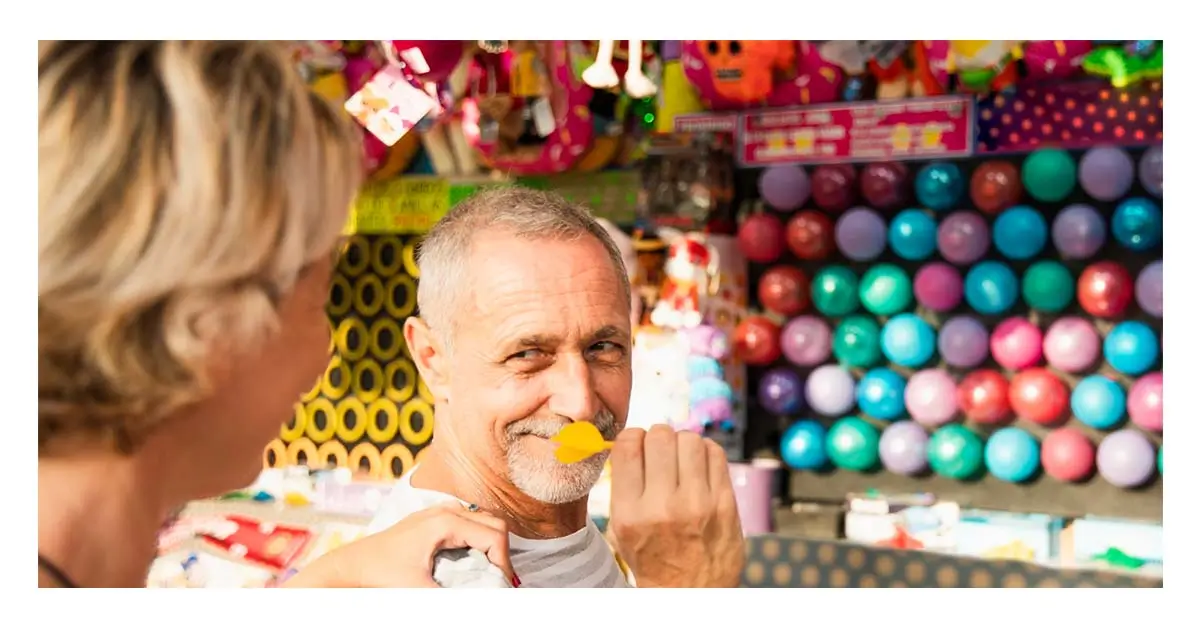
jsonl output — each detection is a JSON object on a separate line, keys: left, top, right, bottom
{"left": 366, "top": 187, "right": 745, "bottom": 588}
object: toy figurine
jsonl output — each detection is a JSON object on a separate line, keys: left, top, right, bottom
{"left": 583, "top": 40, "right": 658, "bottom": 98}
{"left": 650, "top": 232, "right": 720, "bottom": 329}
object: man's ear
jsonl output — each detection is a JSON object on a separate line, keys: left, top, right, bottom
{"left": 403, "top": 316, "right": 451, "bottom": 403}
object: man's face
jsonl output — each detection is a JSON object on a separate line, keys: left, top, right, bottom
{"left": 443, "top": 232, "right": 632, "bottom": 504}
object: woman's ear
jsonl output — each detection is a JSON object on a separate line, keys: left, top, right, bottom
{"left": 403, "top": 316, "right": 451, "bottom": 403}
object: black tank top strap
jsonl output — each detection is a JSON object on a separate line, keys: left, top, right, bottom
{"left": 38, "top": 553, "right": 80, "bottom": 588}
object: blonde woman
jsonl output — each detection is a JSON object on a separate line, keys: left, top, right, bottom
{"left": 37, "top": 40, "right": 514, "bottom": 588}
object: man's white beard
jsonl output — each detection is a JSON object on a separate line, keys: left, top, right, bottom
{"left": 504, "top": 409, "right": 618, "bottom": 505}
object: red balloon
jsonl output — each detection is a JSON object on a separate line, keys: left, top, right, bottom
{"left": 969, "top": 160, "right": 1022, "bottom": 214}
{"left": 1077, "top": 261, "right": 1134, "bottom": 318}
{"left": 810, "top": 164, "right": 858, "bottom": 212}
{"left": 785, "top": 210, "right": 835, "bottom": 260}
{"left": 737, "top": 213, "right": 786, "bottom": 264}
{"left": 734, "top": 316, "right": 782, "bottom": 366}
{"left": 758, "top": 266, "right": 811, "bottom": 316}
{"left": 957, "top": 369, "right": 1011, "bottom": 425}
{"left": 1041, "top": 427, "right": 1096, "bottom": 483}
{"left": 860, "top": 162, "right": 910, "bottom": 211}
{"left": 1008, "top": 368, "right": 1069, "bottom": 426}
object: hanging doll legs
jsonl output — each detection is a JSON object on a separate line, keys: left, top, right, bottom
{"left": 583, "top": 40, "right": 658, "bottom": 98}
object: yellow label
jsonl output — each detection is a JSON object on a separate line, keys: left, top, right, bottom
{"left": 346, "top": 178, "right": 451, "bottom": 235}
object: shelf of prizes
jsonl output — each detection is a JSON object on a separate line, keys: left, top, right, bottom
{"left": 152, "top": 40, "right": 1165, "bottom": 587}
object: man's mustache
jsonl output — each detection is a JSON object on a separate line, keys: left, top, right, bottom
{"left": 506, "top": 409, "right": 618, "bottom": 443}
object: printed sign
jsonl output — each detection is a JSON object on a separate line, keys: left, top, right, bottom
{"left": 738, "top": 96, "right": 975, "bottom": 166}
{"left": 673, "top": 112, "right": 740, "bottom": 134}
{"left": 346, "top": 178, "right": 451, "bottom": 234}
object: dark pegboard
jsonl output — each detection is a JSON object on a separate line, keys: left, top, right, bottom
{"left": 735, "top": 148, "right": 1162, "bottom": 522}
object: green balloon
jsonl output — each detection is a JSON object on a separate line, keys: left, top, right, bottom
{"left": 826, "top": 417, "right": 881, "bottom": 471}
{"left": 1021, "top": 148, "right": 1077, "bottom": 202}
{"left": 812, "top": 266, "right": 860, "bottom": 316}
{"left": 859, "top": 264, "right": 913, "bottom": 316}
{"left": 1158, "top": 446, "right": 1163, "bottom": 475}
{"left": 928, "top": 425, "right": 984, "bottom": 480}
{"left": 1022, "top": 260, "right": 1074, "bottom": 312}
{"left": 833, "top": 315, "right": 883, "bottom": 368}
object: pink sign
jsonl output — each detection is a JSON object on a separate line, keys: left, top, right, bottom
{"left": 673, "top": 112, "right": 739, "bottom": 134}
{"left": 738, "top": 96, "right": 975, "bottom": 167}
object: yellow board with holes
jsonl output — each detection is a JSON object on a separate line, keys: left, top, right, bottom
{"left": 265, "top": 234, "right": 433, "bottom": 480}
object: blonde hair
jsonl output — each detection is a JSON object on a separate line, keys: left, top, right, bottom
{"left": 38, "top": 41, "right": 363, "bottom": 453}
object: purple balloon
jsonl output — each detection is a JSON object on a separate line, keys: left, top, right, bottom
{"left": 1136, "top": 261, "right": 1163, "bottom": 318}
{"left": 781, "top": 316, "right": 833, "bottom": 366}
{"left": 914, "top": 262, "right": 964, "bottom": 312}
{"left": 1139, "top": 145, "right": 1162, "bottom": 198}
{"left": 1079, "top": 146, "right": 1135, "bottom": 201}
{"left": 758, "top": 367, "right": 805, "bottom": 415}
{"left": 759, "top": 165, "right": 811, "bottom": 212}
{"left": 1097, "top": 429, "right": 1157, "bottom": 488}
{"left": 835, "top": 207, "right": 888, "bottom": 261}
{"left": 938, "top": 316, "right": 990, "bottom": 368}
{"left": 905, "top": 369, "right": 959, "bottom": 426}
{"left": 1051, "top": 203, "right": 1107, "bottom": 259}
{"left": 805, "top": 364, "right": 857, "bottom": 416}
{"left": 937, "top": 211, "right": 990, "bottom": 265}
{"left": 879, "top": 421, "right": 930, "bottom": 476}
{"left": 1042, "top": 317, "right": 1101, "bottom": 373}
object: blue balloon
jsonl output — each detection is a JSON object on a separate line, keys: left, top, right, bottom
{"left": 964, "top": 261, "right": 1019, "bottom": 315}
{"left": 881, "top": 314, "right": 936, "bottom": 368}
{"left": 1071, "top": 375, "right": 1127, "bottom": 430}
{"left": 857, "top": 368, "right": 907, "bottom": 421}
{"left": 888, "top": 209, "right": 939, "bottom": 260}
{"left": 1103, "top": 321, "right": 1160, "bottom": 376}
{"left": 992, "top": 205, "right": 1048, "bottom": 260}
{"left": 780, "top": 420, "right": 829, "bottom": 470}
{"left": 915, "top": 162, "right": 964, "bottom": 211}
{"left": 984, "top": 427, "right": 1041, "bottom": 483}
{"left": 1112, "top": 198, "right": 1163, "bottom": 252}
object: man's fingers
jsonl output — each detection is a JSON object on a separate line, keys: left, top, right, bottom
{"left": 610, "top": 427, "right": 647, "bottom": 500}
{"left": 706, "top": 439, "right": 734, "bottom": 498}
{"left": 644, "top": 424, "right": 679, "bottom": 492}
{"left": 676, "top": 431, "right": 710, "bottom": 493}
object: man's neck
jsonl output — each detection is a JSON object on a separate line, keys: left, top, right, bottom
{"left": 413, "top": 444, "right": 589, "bottom": 540}
{"left": 38, "top": 452, "right": 179, "bottom": 588}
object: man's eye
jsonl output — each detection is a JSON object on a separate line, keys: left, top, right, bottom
{"left": 588, "top": 341, "right": 626, "bottom": 359}
{"left": 507, "top": 349, "right": 544, "bottom": 361}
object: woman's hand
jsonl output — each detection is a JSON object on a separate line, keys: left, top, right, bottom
{"left": 283, "top": 503, "right": 515, "bottom": 588}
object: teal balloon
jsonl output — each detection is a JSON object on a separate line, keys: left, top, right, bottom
{"left": 928, "top": 424, "right": 984, "bottom": 480}
{"left": 834, "top": 315, "right": 883, "bottom": 368}
{"left": 812, "top": 266, "right": 860, "bottom": 316}
{"left": 888, "top": 209, "right": 939, "bottom": 260}
{"left": 1022, "top": 260, "right": 1074, "bottom": 312}
{"left": 1022, "top": 148, "right": 1077, "bottom": 202}
{"left": 826, "top": 417, "right": 881, "bottom": 471}
{"left": 1111, "top": 197, "right": 1163, "bottom": 252}
{"left": 1158, "top": 446, "right": 1163, "bottom": 475}
{"left": 964, "top": 261, "right": 1019, "bottom": 315}
{"left": 915, "top": 162, "right": 964, "bottom": 211}
{"left": 859, "top": 264, "right": 913, "bottom": 316}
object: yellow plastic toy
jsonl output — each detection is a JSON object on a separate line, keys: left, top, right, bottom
{"left": 550, "top": 422, "right": 613, "bottom": 464}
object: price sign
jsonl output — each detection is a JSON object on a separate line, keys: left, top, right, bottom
{"left": 346, "top": 178, "right": 451, "bottom": 235}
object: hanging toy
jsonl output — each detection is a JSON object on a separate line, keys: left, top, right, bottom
{"left": 819, "top": 41, "right": 910, "bottom": 101}
{"left": 1022, "top": 40, "right": 1092, "bottom": 81}
{"left": 945, "top": 40, "right": 1023, "bottom": 93}
{"left": 386, "top": 41, "right": 479, "bottom": 176}
{"left": 682, "top": 41, "right": 842, "bottom": 110}
{"left": 582, "top": 40, "right": 658, "bottom": 98}
{"left": 1082, "top": 40, "right": 1163, "bottom": 88}
{"left": 683, "top": 325, "right": 735, "bottom": 433}
{"left": 650, "top": 232, "right": 721, "bottom": 330}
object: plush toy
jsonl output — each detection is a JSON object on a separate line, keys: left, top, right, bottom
{"left": 650, "top": 231, "right": 721, "bottom": 329}
{"left": 942, "top": 40, "right": 1023, "bottom": 93}
{"left": 819, "top": 40, "right": 910, "bottom": 101}
{"left": 1083, "top": 40, "right": 1162, "bottom": 88}
{"left": 682, "top": 40, "right": 842, "bottom": 110}
{"left": 683, "top": 325, "right": 735, "bottom": 432}
{"left": 1022, "top": 40, "right": 1092, "bottom": 81}
{"left": 582, "top": 40, "right": 658, "bottom": 98}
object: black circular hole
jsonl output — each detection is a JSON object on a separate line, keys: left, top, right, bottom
{"left": 344, "top": 242, "right": 365, "bottom": 269}
{"left": 729, "top": 41, "right": 742, "bottom": 55}
{"left": 329, "top": 282, "right": 346, "bottom": 307}
{"left": 266, "top": 449, "right": 278, "bottom": 466}
{"left": 324, "top": 453, "right": 338, "bottom": 468}
{"left": 392, "top": 366, "right": 410, "bottom": 390}
{"left": 357, "top": 455, "right": 371, "bottom": 473}
{"left": 344, "top": 408, "right": 359, "bottom": 432}
{"left": 391, "top": 281, "right": 411, "bottom": 310}
{"left": 361, "top": 283, "right": 377, "bottom": 307}
{"left": 346, "top": 327, "right": 363, "bottom": 352}
{"left": 379, "top": 241, "right": 397, "bottom": 268}
{"left": 359, "top": 368, "right": 377, "bottom": 392}
{"left": 375, "top": 409, "right": 390, "bottom": 433}
{"left": 390, "top": 449, "right": 407, "bottom": 476}
{"left": 411, "top": 410, "right": 427, "bottom": 437}
{"left": 296, "top": 449, "right": 310, "bottom": 466}
{"left": 377, "top": 327, "right": 396, "bottom": 352}
{"left": 313, "top": 409, "right": 329, "bottom": 432}
{"left": 330, "top": 366, "right": 344, "bottom": 388}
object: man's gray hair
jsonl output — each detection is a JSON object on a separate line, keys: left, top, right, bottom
{"left": 415, "top": 186, "right": 632, "bottom": 346}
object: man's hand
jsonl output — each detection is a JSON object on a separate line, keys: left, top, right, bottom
{"left": 283, "top": 503, "right": 515, "bottom": 588}
{"left": 608, "top": 425, "right": 746, "bottom": 588}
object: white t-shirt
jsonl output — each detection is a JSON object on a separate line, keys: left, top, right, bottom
{"left": 366, "top": 469, "right": 630, "bottom": 588}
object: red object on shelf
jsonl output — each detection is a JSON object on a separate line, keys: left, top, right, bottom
{"left": 199, "top": 515, "right": 313, "bottom": 571}
{"left": 1008, "top": 368, "right": 1069, "bottom": 427}
{"left": 733, "top": 316, "right": 782, "bottom": 366}
{"left": 1077, "top": 261, "right": 1134, "bottom": 318}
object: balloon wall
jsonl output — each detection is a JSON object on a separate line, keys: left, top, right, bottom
{"left": 737, "top": 146, "right": 1162, "bottom": 520}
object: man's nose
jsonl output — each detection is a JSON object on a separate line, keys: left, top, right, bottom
{"left": 546, "top": 353, "right": 601, "bottom": 422}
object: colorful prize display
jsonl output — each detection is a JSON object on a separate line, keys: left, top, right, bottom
{"left": 738, "top": 145, "right": 1162, "bottom": 499}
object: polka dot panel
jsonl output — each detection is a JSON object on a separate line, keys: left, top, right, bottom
{"left": 265, "top": 235, "right": 430, "bottom": 480}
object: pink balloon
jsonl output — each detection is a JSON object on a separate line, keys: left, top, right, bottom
{"left": 781, "top": 315, "right": 833, "bottom": 367}
{"left": 1127, "top": 371, "right": 1162, "bottom": 432}
{"left": 990, "top": 318, "right": 1044, "bottom": 371}
{"left": 914, "top": 262, "right": 964, "bottom": 312}
{"left": 1042, "top": 317, "right": 1101, "bottom": 373}
{"left": 905, "top": 369, "right": 959, "bottom": 427}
